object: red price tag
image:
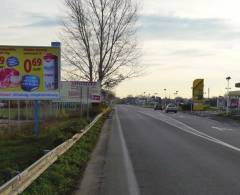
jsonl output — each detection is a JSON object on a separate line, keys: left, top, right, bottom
{"left": 31, "top": 58, "right": 42, "bottom": 66}
{"left": 24, "top": 58, "right": 42, "bottom": 72}
{"left": 24, "top": 59, "right": 32, "bottom": 73}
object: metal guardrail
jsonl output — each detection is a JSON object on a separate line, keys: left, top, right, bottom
{"left": 0, "top": 112, "right": 104, "bottom": 195}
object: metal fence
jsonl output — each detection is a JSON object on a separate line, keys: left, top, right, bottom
{"left": 0, "top": 100, "right": 93, "bottom": 132}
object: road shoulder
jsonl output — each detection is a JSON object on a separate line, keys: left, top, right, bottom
{"left": 72, "top": 113, "right": 112, "bottom": 195}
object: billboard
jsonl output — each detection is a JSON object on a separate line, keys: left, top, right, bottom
{"left": 59, "top": 81, "right": 101, "bottom": 103}
{"left": 0, "top": 45, "right": 60, "bottom": 100}
{"left": 192, "top": 79, "right": 204, "bottom": 100}
{"left": 192, "top": 79, "right": 204, "bottom": 111}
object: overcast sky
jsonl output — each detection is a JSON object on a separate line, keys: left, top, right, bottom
{"left": 1, "top": 0, "right": 240, "bottom": 98}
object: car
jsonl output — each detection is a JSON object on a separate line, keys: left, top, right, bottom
{"left": 154, "top": 103, "right": 162, "bottom": 110}
{"left": 165, "top": 103, "right": 177, "bottom": 113}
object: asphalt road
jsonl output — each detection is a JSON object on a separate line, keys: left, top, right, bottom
{"left": 100, "top": 105, "right": 240, "bottom": 195}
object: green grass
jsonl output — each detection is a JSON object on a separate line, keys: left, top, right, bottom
{"left": 0, "top": 108, "right": 17, "bottom": 119}
{"left": 203, "top": 106, "right": 218, "bottom": 111}
{"left": 0, "top": 117, "right": 88, "bottom": 186}
{"left": 143, "top": 104, "right": 154, "bottom": 108}
{"left": 21, "top": 111, "right": 110, "bottom": 195}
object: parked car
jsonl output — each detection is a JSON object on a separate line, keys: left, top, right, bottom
{"left": 165, "top": 103, "right": 177, "bottom": 113}
{"left": 154, "top": 103, "right": 162, "bottom": 110}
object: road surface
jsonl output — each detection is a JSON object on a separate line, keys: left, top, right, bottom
{"left": 100, "top": 105, "right": 240, "bottom": 195}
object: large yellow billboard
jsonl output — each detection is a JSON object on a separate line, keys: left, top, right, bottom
{"left": 192, "top": 79, "right": 204, "bottom": 111}
{"left": 192, "top": 79, "right": 204, "bottom": 100}
{"left": 0, "top": 45, "right": 60, "bottom": 100}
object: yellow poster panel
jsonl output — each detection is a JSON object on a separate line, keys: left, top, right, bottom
{"left": 193, "top": 102, "right": 204, "bottom": 111}
{"left": 0, "top": 46, "right": 60, "bottom": 100}
{"left": 192, "top": 79, "right": 204, "bottom": 111}
{"left": 192, "top": 79, "right": 204, "bottom": 101}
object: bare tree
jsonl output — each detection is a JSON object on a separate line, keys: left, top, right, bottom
{"left": 62, "top": 0, "right": 141, "bottom": 88}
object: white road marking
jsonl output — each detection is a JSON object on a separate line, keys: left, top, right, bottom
{"left": 211, "top": 126, "right": 224, "bottom": 131}
{"left": 212, "top": 126, "right": 233, "bottom": 131}
{"left": 116, "top": 108, "right": 140, "bottom": 195}
{"left": 138, "top": 110, "right": 240, "bottom": 153}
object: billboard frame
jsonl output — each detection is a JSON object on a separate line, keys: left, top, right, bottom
{"left": 0, "top": 43, "right": 61, "bottom": 100}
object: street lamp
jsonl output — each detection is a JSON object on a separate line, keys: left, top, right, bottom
{"left": 154, "top": 93, "right": 158, "bottom": 103}
{"left": 164, "top": 89, "right": 167, "bottom": 106}
{"left": 174, "top": 90, "right": 178, "bottom": 103}
{"left": 174, "top": 90, "right": 178, "bottom": 97}
{"left": 164, "top": 89, "right": 167, "bottom": 98}
{"left": 226, "top": 76, "right": 231, "bottom": 115}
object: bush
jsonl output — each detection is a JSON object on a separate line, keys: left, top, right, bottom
{"left": 179, "top": 103, "right": 192, "bottom": 111}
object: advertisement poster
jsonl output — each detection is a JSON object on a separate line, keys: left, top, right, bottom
{"left": 0, "top": 45, "right": 60, "bottom": 100}
{"left": 59, "top": 81, "right": 101, "bottom": 103}
{"left": 192, "top": 79, "right": 204, "bottom": 101}
{"left": 192, "top": 79, "right": 204, "bottom": 111}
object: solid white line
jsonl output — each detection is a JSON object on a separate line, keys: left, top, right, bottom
{"left": 212, "top": 126, "right": 233, "bottom": 131}
{"left": 138, "top": 111, "right": 240, "bottom": 153}
{"left": 116, "top": 108, "right": 141, "bottom": 195}
{"left": 211, "top": 126, "right": 224, "bottom": 131}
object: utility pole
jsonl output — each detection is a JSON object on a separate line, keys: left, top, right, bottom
{"left": 174, "top": 91, "right": 178, "bottom": 105}
{"left": 164, "top": 89, "right": 167, "bottom": 106}
{"left": 226, "top": 76, "right": 231, "bottom": 115}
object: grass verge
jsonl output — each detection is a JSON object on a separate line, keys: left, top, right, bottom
{"left": 21, "top": 110, "right": 110, "bottom": 195}
{"left": 217, "top": 113, "right": 240, "bottom": 121}
{"left": 0, "top": 117, "right": 88, "bottom": 186}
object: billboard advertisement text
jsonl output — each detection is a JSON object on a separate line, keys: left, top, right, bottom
{"left": 0, "top": 46, "right": 60, "bottom": 100}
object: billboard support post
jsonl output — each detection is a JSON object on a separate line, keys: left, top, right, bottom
{"left": 80, "top": 87, "right": 83, "bottom": 116}
{"left": 25, "top": 101, "right": 28, "bottom": 120}
{"left": 18, "top": 100, "right": 20, "bottom": 120}
{"left": 33, "top": 100, "right": 40, "bottom": 136}
{"left": 8, "top": 100, "right": 10, "bottom": 129}
{"left": 87, "top": 87, "right": 89, "bottom": 120}
{"left": 17, "top": 100, "right": 20, "bottom": 129}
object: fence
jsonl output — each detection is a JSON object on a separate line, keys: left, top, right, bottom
{"left": 0, "top": 111, "right": 104, "bottom": 195}
{"left": 0, "top": 100, "right": 95, "bottom": 133}
{"left": 0, "top": 100, "right": 91, "bottom": 120}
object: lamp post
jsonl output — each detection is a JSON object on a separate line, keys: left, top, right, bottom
{"left": 164, "top": 89, "right": 167, "bottom": 106}
{"left": 143, "top": 92, "right": 146, "bottom": 106}
{"left": 226, "top": 76, "right": 231, "bottom": 115}
{"left": 191, "top": 87, "right": 193, "bottom": 112}
{"left": 174, "top": 90, "right": 178, "bottom": 98}
{"left": 174, "top": 91, "right": 178, "bottom": 104}
{"left": 154, "top": 93, "right": 158, "bottom": 103}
